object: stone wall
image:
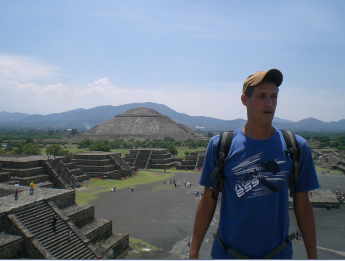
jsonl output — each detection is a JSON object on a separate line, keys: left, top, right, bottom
{"left": 69, "top": 206, "right": 95, "bottom": 228}
{"left": 42, "top": 161, "right": 66, "bottom": 189}
{"left": 51, "top": 191, "right": 75, "bottom": 209}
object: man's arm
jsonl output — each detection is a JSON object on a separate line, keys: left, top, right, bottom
{"left": 293, "top": 191, "right": 317, "bottom": 259}
{"left": 189, "top": 187, "right": 218, "bottom": 259}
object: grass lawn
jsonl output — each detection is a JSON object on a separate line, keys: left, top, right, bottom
{"left": 314, "top": 164, "right": 341, "bottom": 175}
{"left": 75, "top": 171, "right": 172, "bottom": 205}
{"left": 175, "top": 147, "right": 206, "bottom": 159}
{"left": 110, "top": 149, "right": 131, "bottom": 157}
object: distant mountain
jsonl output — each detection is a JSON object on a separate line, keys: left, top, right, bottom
{"left": 0, "top": 103, "right": 344, "bottom": 132}
{"left": 0, "top": 111, "right": 30, "bottom": 122}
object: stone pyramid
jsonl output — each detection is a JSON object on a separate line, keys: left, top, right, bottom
{"left": 70, "top": 107, "right": 204, "bottom": 142}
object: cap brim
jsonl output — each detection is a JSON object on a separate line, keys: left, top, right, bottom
{"left": 251, "top": 69, "right": 283, "bottom": 87}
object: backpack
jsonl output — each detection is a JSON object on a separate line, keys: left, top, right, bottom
{"left": 210, "top": 129, "right": 299, "bottom": 201}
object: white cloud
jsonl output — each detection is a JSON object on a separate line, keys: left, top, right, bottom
{"left": 0, "top": 54, "right": 60, "bottom": 82}
{"left": 0, "top": 54, "right": 343, "bottom": 122}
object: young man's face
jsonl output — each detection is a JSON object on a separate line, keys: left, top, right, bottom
{"left": 241, "top": 82, "right": 278, "bottom": 127}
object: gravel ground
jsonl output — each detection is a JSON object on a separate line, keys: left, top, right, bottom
{"left": 90, "top": 171, "right": 345, "bottom": 259}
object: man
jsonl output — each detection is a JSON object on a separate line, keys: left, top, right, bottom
{"left": 29, "top": 181, "right": 34, "bottom": 195}
{"left": 189, "top": 69, "right": 319, "bottom": 259}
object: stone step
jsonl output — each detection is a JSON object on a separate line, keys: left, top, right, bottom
{"left": 72, "top": 159, "right": 112, "bottom": 166}
{"left": 37, "top": 181, "right": 54, "bottom": 188}
{"left": 70, "top": 168, "right": 83, "bottom": 176}
{"left": 76, "top": 165, "right": 115, "bottom": 173}
{"left": 2, "top": 167, "right": 45, "bottom": 177}
{"left": 18, "top": 209, "right": 53, "bottom": 224}
{"left": 79, "top": 219, "right": 112, "bottom": 244}
{"left": 15, "top": 203, "right": 50, "bottom": 215}
{"left": 10, "top": 174, "right": 50, "bottom": 186}
{"left": 31, "top": 223, "right": 65, "bottom": 238}
{"left": 43, "top": 230, "right": 75, "bottom": 249}
{"left": 73, "top": 174, "right": 90, "bottom": 182}
{"left": 61, "top": 241, "right": 91, "bottom": 259}
{"left": 13, "top": 202, "right": 49, "bottom": 216}
{"left": 64, "top": 162, "right": 76, "bottom": 169}
{"left": 39, "top": 227, "right": 67, "bottom": 245}
{"left": 49, "top": 235, "right": 80, "bottom": 256}
{"left": 83, "top": 170, "right": 119, "bottom": 178}
{"left": 0, "top": 160, "right": 40, "bottom": 169}
{"left": 176, "top": 164, "right": 195, "bottom": 170}
{"left": 73, "top": 154, "right": 109, "bottom": 160}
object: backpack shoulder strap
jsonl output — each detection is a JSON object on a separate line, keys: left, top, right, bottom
{"left": 210, "top": 130, "right": 234, "bottom": 200}
{"left": 280, "top": 129, "right": 299, "bottom": 197}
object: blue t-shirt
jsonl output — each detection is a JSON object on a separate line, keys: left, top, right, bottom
{"left": 199, "top": 127, "right": 319, "bottom": 259}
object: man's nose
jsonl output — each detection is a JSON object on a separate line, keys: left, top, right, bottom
{"left": 265, "top": 98, "right": 273, "bottom": 106}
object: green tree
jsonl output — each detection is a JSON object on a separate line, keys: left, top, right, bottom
{"left": 78, "top": 138, "right": 93, "bottom": 148}
{"left": 89, "top": 140, "right": 110, "bottom": 152}
{"left": 48, "top": 130, "right": 55, "bottom": 136}
{"left": 207, "top": 132, "right": 214, "bottom": 137}
{"left": 46, "top": 144, "right": 63, "bottom": 155}
{"left": 21, "top": 143, "right": 42, "bottom": 155}
{"left": 167, "top": 144, "right": 178, "bottom": 156}
{"left": 184, "top": 151, "right": 190, "bottom": 156}
{"left": 25, "top": 137, "right": 35, "bottom": 144}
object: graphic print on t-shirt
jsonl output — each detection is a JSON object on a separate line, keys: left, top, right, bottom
{"left": 231, "top": 152, "right": 289, "bottom": 199}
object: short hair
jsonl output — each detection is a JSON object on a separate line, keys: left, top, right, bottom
{"left": 244, "top": 76, "right": 278, "bottom": 98}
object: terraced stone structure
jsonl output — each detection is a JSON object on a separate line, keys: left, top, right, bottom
{"left": 0, "top": 184, "right": 129, "bottom": 259}
{"left": 0, "top": 155, "right": 89, "bottom": 189}
{"left": 125, "top": 149, "right": 178, "bottom": 169}
{"left": 70, "top": 107, "right": 204, "bottom": 142}
{"left": 176, "top": 150, "right": 206, "bottom": 170}
{"left": 312, "top": 149, "right": 345, "bottom": 173}
{"left": 72, "top": 151, "right": 136, "bottom": 179}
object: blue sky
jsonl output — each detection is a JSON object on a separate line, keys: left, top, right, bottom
{"left": 0, "top": 0, "right": 344, "bottom": 122}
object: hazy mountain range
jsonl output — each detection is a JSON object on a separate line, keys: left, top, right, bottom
{"left": 0, "top": 102, "right": 344, "bottom": 132}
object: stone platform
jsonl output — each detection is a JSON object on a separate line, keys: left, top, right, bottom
{"left": 0, "top": 183, "right": 128, "bottom": 259}
{"left": 289, "top": 189, "right": 340, "bottom": 209}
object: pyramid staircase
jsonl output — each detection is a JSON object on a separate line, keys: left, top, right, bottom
{"left": 10, "top": 201, "right": 96, "bottom": 259}
{"left": 125, "top": 149, "right": 177, "bottom": 169}
{"left": 0, "top": 187, "right": 129, "bottom": 259}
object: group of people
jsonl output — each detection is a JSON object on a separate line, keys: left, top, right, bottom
{"left": 13, "top": 181, "right": 35, "bottom": 200}
{"left": 321, "top": 170, "right": 330, "bottom": 174}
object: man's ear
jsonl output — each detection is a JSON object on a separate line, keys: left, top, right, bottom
{"left": 241, "top": 94, "right": 248, "bottom": 107}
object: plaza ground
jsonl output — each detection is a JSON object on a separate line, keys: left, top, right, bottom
{"left": 87, "top": 170, "right": 345, "bottom": 259}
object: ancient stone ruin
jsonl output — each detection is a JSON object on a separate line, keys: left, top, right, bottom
{"left": 0, "top": 184, "right": 128, "bottom": 259}
{"left": 125, "top": 149, "right": 178, "bottom": 169}
{"left": 70, "top": 107, "right": 204, "bottom": 142}
{"left": 0, "top": 154, "right": 133, "bottom": 259}
{"left": 176, "top": 151, "right": 206, "bottom": 170}
{"left": 72, "top": 151, "right": 136, "bottom": 179}
{"left": 312, "top": 149, "right": 345, "bottom": 173}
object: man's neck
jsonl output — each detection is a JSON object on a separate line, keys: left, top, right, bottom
{"left": 242, "top": 122, "right": 275, "bottom": 140}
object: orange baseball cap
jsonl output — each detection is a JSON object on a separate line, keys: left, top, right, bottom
{"left": 242, "top": 69, "right": 283, "bottom": 94}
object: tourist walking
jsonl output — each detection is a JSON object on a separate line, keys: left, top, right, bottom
{"left": 131, "top": 186, "right": 134, "bottom": 192}
{"left": 14, "top": 187, "right": 18, "bottom": 200}
{"left": 29, "top": 181, "right": 34, "bottom": 195}
{"left": 187, "top": 241, "right": 191, "bottom": 253}
{"left": 52, "top": 215, "right": 58, "bottom": 230}
{"left": 68, "top": 229, "right": 72, "bottom": 240}
{"left": 113, "top": 185, "right": 116, "bottom": 192}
